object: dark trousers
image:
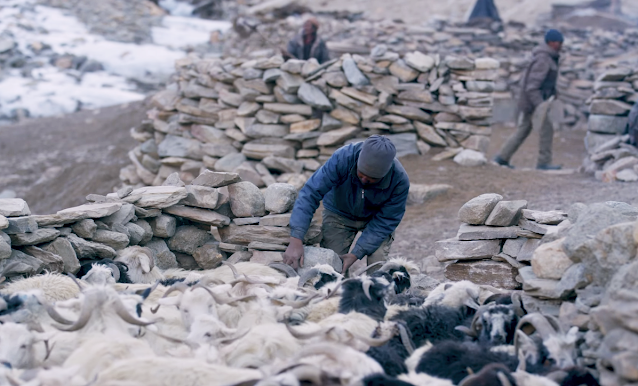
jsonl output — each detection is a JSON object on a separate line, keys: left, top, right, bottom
{"left": 498, "top": 102, "right": 554, "bottom": 166}
{"left": 320, "top": 210, "right": 394, "bottom": 268}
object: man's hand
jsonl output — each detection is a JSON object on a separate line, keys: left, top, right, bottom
{"left": 340, "top": 253, "right": 358, "bottom": 276}
{"left": 283, "top": 237, "right": 304, "bottom": 270}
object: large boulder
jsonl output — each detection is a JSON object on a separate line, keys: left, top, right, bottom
{"left": 531, "top": 238, "right": 574, "bottom": 280}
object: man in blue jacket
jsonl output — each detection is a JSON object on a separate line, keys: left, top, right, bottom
{"left": 284, "top": 135, "right": 410, "bottom": 275}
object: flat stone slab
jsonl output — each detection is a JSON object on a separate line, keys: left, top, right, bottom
{"left": 298, "top": 246, "right": 342, "bottom": 276}
{"left": 435, "top": 238, "right": 501, "bottom": 261}
{"left": 58, "top": 202, "right": 123, "bottom": 219}
{"left": 0, "top": 198, "right": 30, "bottom": 217}
{"left": 457, "top": 224, "right": 520, "bottom": 241}
{"left": 259, "top": 213, "right": 291, "bottom": 227}
{"left": 123, "top": 186, "right": 188, "bottom": 209}
{"left": 445, "top": 260, "right": 518, "bottom": 290}
{"left": 1, "top": 250, "right": 43, "bottom": 278}
{"left": 518, "top": 218, "right": 557, "bottom": 235}
{"left": 66, "top": 234, "right": 116, "bottom": 259}
{"left": 180, "top": 185, "right": 220, "bottom": 210}
{"left": 458, "top": 193, "right": 503, "bottom": 225}
{"left": 10, "top": 228, "right": 60, "bottom": 246}
{"left": 4, "top": 217, "right": 38, "bottom": 234}
{"left": 164, "top": 205, "right": 230, "bottom": 227}
{"left": 232, "top": 217, "right": 261, "bottom": 226}
{"left": 521, "top": 209, "right": 567, "bottom": 225}
{"left": 247, "top": 241, "right": 287, "bottom": 251}
{"left": 485, "top": 200, "right": 528, "bottom": 227}
{"left": 191, "top": 170, "right": 242, "bottom": 188}
{"left": 23, "top": 246, "right": 64, "bottom": 273}
{"left": 219, "top": 224, "right": 290, "bottom": 245}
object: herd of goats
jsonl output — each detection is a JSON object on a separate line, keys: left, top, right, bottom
{"left": 0, "top": 246, "right": 600, "bottom": 386}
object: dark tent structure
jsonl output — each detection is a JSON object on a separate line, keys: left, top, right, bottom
{"left": 467, "top": 0, "right": 501, "bottom": 22}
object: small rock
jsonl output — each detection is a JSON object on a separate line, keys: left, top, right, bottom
{"left": 342, "top": 56, "right": 369, "bottom": 86}
{"left": 522, "top": 210, "right": 567, "bottom": 225}
{"left": 193, "top": 242, "right": 226, "bottom": 269}
{"left": 518, "top": 218, "right": 556, "bottom": 235}
{"left": 191, "top": 170, "right": 242, "bottom": 188}
{"left": 214, "top": 153, "right": 247, "bottom": 173}
{"left": 259, "top": 213, "right": 291, "bottom": 227}
{"left": 446, "top": 56, "right": 475, "bottom": 70}
{"left": 502, "top": 238, "right": 527, "bottom": 258}
{"left": 125, "top": 223, "right": 145, "bottom": 245}
{"left": 389, "top": 59, "right": 419, "bottom": 82}
{"left": 168, "top": 225, "right": 212, "bottom": 255}
{"left": 149, "top": 215, "right": 176, "bottom": 238}
{"left": 43, "top": 237, "right": 80, "bottom": 274}
{"left": 249, "top": 242, "right": 287, "bottom": 251}
{"left": 10, "top": 228, "right": 60, "bottom": 246}
{"left": 227, "top": 251, "right": 253, "bottom": 264}
{"left": 66, "top": 233, "right": 116, "bottom": 259}
{"left": 92, "top": 229, "right": 130, "bottom": 250}
{"left": 22, "top": 246, "right": 64, "bottom": 273}
{"left": 317, "top": 126, "right": 360, "bottom": 146}
{"left": 175, "top": 252, "right": 199, "bottom": 270}
{"left": 458, "top": 193, "right": 503, "bottom": 225}
{"left": 588, "top": 115, "right": 628, "bottom": 135}
{"left": 404, "top": 51, "right": 435, "bottom": 72}
{"left": 589, "top": 99, "right": 632, "bottom": 116}
{"left": 262, "top": 156, "right": 305, "bottom": 174}
{"left": 232, "top": 217, "right": 261, "bottom": 226}
{"left": 0, "top": 198, "right": 30, "bottom": 217}
{"left": 485, "top": 200, "right": 528, "bottom": 227}
{"left": 162, "top": 172, "right": 186, "bottom": 187}
{"left": 387, "top": 133, "right": 420, "bottom": 157}
{"left": 101, "top": 204, "right": 136, "bottom": 227}
{"left": 181, "top": 185, "right": 220, "bottom": 210}
{"left": 616, "top": 169, "right": 638, "bottom": 182}
{"left": 0, "top": 250, "right": 43, "bottom": 278}
{"left": 0, "top": 215, "right": 7, "bottom": 230}
{"left": 298, "top": 246, "right": 343, "bottom": 276}
{"left": 407, "top": 184, "right": 451, "bottom": 205}
{"left": 264, "top": 183, "right": 297, "bottom": 214}
{"left": 145, "top": 238, "right": 178, "bottom": 269}
{"left": 518, "top": 239, "right": 542, "bottom": 262}
{"left": 453, "top": 149, "right": 487, "bottom": 166}
{"left": 250, "top": 251, "right": 284, "bottom": 264}
{"left": 123, "top": 186, "right": 188, "bottom": 209}
{"left": 297, "top": 83, "right": 332, "bottom": 111}
{"left": 532, "top": 238, "right": 574, "bottom": 280}
{"left": 445, "top": 260, "right": 518, "bottom": 290}
{"left": 4, "top": 217, "right": 38, "bottom": 235}
{"left": 227, "top": 181, "right": 266, "bottom": 218}
{"left": 0, "top": 236, "right": 10, "bottom": 260}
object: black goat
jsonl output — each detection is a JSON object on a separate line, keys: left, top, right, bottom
{"left": 387, "top": 292, "right": 426, "bottom": 307}
{"left": 362, "top": 373, "right": 414, "bottom": 386}
{"left": 457, "top": 363, "right": 517, "bottom": 386}
{"left": 416, "top": 340, "right": 519, "bottom": 385}
{"left": 366, "top": 332, "right": 412, "bottom": 376}
{"left": 338, "top": 277, "right": 390, "bottom": 321}
{"left": 77, "top": 259, "right": 131, "bottom": 283}
{"left": 391, "top": 305, "right": 469, "bottom": 347}
{"left": 457, "top": 304, "right": 519, "bottom": 345}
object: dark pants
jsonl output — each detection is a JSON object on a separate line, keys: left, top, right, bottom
{"left": 498, "top": 102, "right": 554, "bottom": 167}
{"left": 320, "top": 210, "right": 394, "bottom": 268}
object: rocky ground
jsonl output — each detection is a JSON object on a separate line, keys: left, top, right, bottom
{"left": 2, "top": 101, "right": 635, "bottom": 263}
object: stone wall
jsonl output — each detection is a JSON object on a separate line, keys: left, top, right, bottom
{"left": 582, "top": 67, "right": 638, "bottom": 183}
{"left": 120, "top": 51, "right": 499, "bottom": 189}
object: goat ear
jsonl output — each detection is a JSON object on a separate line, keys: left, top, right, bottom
{"left": 444, "top": 283, "right": 453, "bottom": 290}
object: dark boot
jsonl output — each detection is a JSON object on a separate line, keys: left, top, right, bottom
{"left": 493, "top": 156, "right": 514, "bottom": 169}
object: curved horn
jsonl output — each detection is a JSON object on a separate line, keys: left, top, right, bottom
{"left": 45, "top": 304, "right": 74, "bottom": 325}
{"left": 298, "top": 343, "right": 342, "bottom": 362}
{"left": 215, "top": 328, "right": 250, "bottom": 345}
{"left": 106, "top": 263, "right": 121, "bottom": 282}
{"left": 497, "top": 371, "right": 513, "bottom": 386}
{"left": 362, "top": 279, "right": 373, "bottom": 301}
{"left": 66, "top": 273, "right": 84, "bottom": 291}
{"left": 326, "top": 279, "right": 348, "bottom": 299}
{"left": 138, "top": 281, "right": 161, "bottom": 301}
{"left": 297, "top": 268, "right": 319, "bottom": 288}
{"left": 113, "top": 296, "right": 155, "bottom": 326}
{"left": 511, "top": 291, "right": 526, "bottom": 317}
{"left": 152, "top": 281, "right": 189, "bottom": 313}
{"left": 54, "top": 293, "right": 94, "bottom": 332}
{"left": 269, "top": 263, "right": 299, "bottom": 277}
{"left": 286, "top": 323, "right": 332, "bottom": 339}
{"left": 516, "top": 313, "right": 559, "bottom": 340}
{"left": 455, "top": 325, "right": 477, "bottom": 338}
{"left": 353, "top": 261, "right": 384, "bottom": 277}
{"left": 221, "top": 261, "right": 240, "bottom": 279}
{"left": 465, "top": 288, "right": 480, "bottom": 310}
{"left": 397, "top": 323, "right": 415, "bottom": 355}
{"left": 272, "top": 293, "right": 319, "bottom": 308}
{"left": 145, "top": 329, "right": 199, "bottom": 350}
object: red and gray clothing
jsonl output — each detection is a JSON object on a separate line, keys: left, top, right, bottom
{"left": 286, "top": 31, "right": 330, "bottom": 64}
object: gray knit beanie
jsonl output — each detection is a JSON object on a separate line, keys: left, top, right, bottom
{"left": 357, "top": 135, "right": 396, "bottom": 179}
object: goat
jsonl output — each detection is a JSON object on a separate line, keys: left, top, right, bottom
{"left": 362, "top": 372, "right": 455, "bottom": 386}
{"left": 423, "top": 281, "right": 483, "bottom": 316}
{"left": 81, "top": 264, "right": 117, "bottom": 286}
{"left": 77, "top": 258, "right": 131, "bottom": 284}
{"left": 0, "top": 322, "right": 50, "bottom": 369}
{"left": 391, "top": 305, "right": 468, "bottom": 347}
{"left": 115, "top": 246, "right": 165, "bottom": 284}
{"left": 338, "top": 276, "right": 391, "bottom": 321}
{"left": 374, "top": 257, "right": 419, "bottom": 295}
{"left": 456, "top": 303, "right": 521, "bottom": 345}
{"left": 515, "top": 313, "right": 579, "bottom": 371}
{"left": 298, "top": 264, "right": 343, "bottom": 292}
{"left": 0, "top": 273, "right": 81, "bottom": 302}
{"left": 219, "top": 323, "right": 302, "bottom": 368}
{"left": 365, "top": 322, "right": 415, "bottom": 376}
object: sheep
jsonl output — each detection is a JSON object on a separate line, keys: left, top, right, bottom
{"left": 456, "top": 303, "right": 521, "bottom": 346}
{"left": 90, "top": 357, "right": 263, "bottom": 386}
{"left": 423, "top": 281, "right": 483, "bottom": 315}
{"left": 115, "top": 246, "right": 164, "bottom": 284}
{"left": 0, "top": 273, "right": 81, "bottom": 302}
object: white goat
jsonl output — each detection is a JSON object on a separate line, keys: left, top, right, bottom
{"left": 220, "top": 323, "right": 301, "bottom": 368}
{"left": 115, "top": 246, "right": 164, "bottom": 284}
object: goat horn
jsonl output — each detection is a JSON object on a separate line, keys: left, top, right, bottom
{"left": 297, "top": 268, "right": 319, "bottom": 288}
{"left": 515, "top": 313, "right": 559, "bottom": 340}
{"left": 43, "top": 340, "right": 55, "bottom": 362}
{"left": 353, "top": 261, "right": 384, "bottom": 277}
{"left": 544, "top": 314, "right": 564, "bottom": 334}
{"left": 298, "top": 343, "right": 342, "bottom": 361}
{"left": 221, "top": 261, "right": 240, "bottom": 279}
{"left": 272, "top": 293, "right": 319, "bottom": 308}
{"left": 464, "top": 288, "right": 480, "bottom": 310}
{"left": 54, "top": 293, "right": 95, "bottom": 332}
{"left": 45, "top": 304, "right": 74, "bottom": 325}
{"left": 106, "top": 263, "right": 121, "bottom": 282}
{"left": 215, "top": 328, "right": 250, "bottom": 345}
{"left": 397, "top": 322, "right": 415, "bottom": 355}
{"left": 351, "top": 328, "right": 394, "bottom": 347}
{"left": 285, "top": 323, "right": 331, "bottom": 339}
{"left": 140, "top": 281, "right": 161, "bottom": 300}
{"left": 497, "top": 371, "right": 513, "bottom": 386}
{"left": 113, "top": 296, "right": 155, "bottom": 326}
{"left": 326, "top": 279, "right": 348, "bottom": 299}
{"left": 66, "top": 273, "right": 84, "bottom": 291}
{"left": 362, "top": 279, "right": 373, "bottom": 301}
{"left": 161, "top": 281, "right": 189, "bottom": 298}
{"left": 511, "top": 291, "right": 526, "bottom": 317}
{"left": 269, "top": 263, "right": 298, "bottom": 277}
{"left": 455, "top": 325, "right": 477, "bottom": 338}
{"left": 145, "top": 329, "right": 199, "bottom": 350}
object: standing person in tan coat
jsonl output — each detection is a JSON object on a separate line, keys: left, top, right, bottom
{"left": 494, "top": 29, "right": 564, "bottom": 170}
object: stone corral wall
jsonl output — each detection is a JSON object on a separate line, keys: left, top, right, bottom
{"left": 0, "top": 174, "right": 323, "bottom": 280}
{"left": 436, "top": 194, "right": 638, "bottom": 383}
{"left": 120, "top": 51, "right": 499, "bottom": 189}
{"left": 582, "top": 67, "right": 638, "bottom": 183}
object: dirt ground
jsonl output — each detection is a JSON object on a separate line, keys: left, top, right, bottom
{"left": 1, "top": 100, "right": 636, "bottom": 264}
{"left": 0, "top": 100, "right": 150, "bottom": 215}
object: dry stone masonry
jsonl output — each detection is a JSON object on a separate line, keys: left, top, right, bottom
{"left": 582, "top": 67, "right": 638, "bottom": 183}
{"left": 120, "top": 50, "right": 498, "bottom": 191}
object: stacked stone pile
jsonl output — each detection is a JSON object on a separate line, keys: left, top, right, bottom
{"left": 0, "top": 171, "right": 328, "bottom": 280}
{"left": 582, "top": 67, "right": 638, "bottom": 183}
{"left": 120, "top": 51, "right": 499, "bottom": 189}
{"left": 435, "top": 193, "right": 569, "bottom": 290}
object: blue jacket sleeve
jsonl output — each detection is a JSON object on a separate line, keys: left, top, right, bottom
{"left": 289, "top": 148, "right": 349, "bottom": 240}
{"left": 350, "top": 178, "right": 409, "bottom": 259}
